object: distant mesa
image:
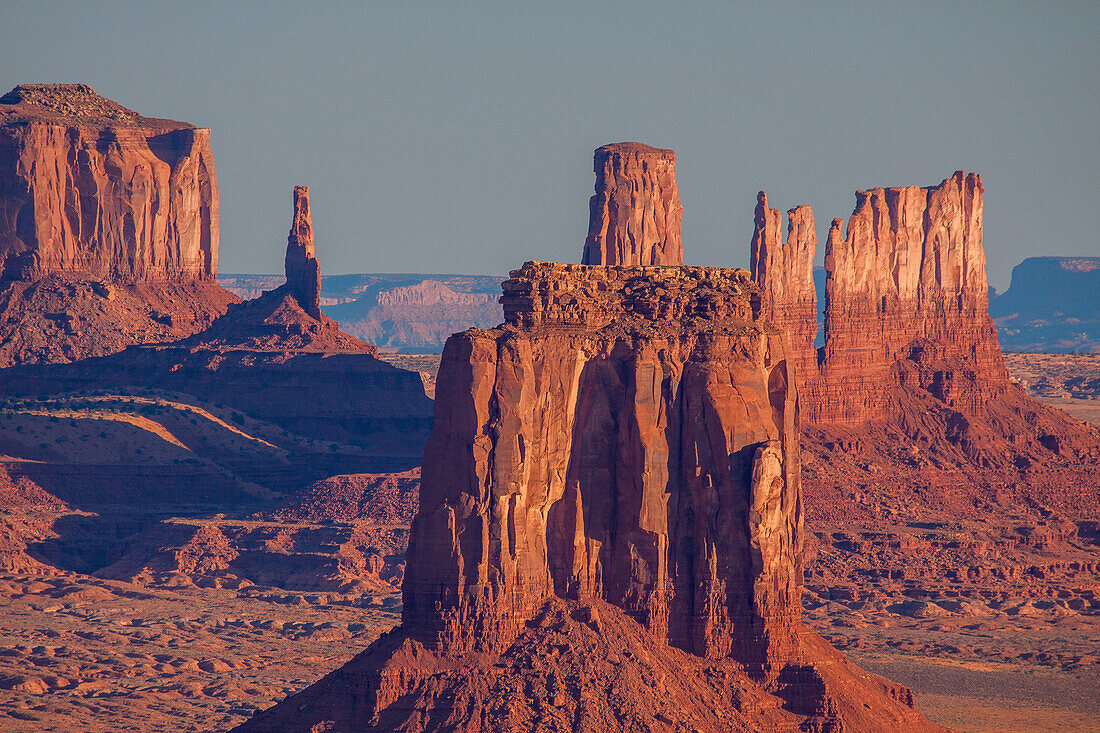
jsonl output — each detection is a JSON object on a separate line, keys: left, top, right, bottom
{"left": 990, "top": 256, "right": 1100, "bottom": 353}
{"left": 220, "top": 273, "right": 504, "bottom": 353}
{"left": 0, "top": 83, "right": 218, "bottom": 282}
{"left": 581, "top": 142, "right": 683, "bottom": 266}
{"left": 0, "top": 84, "right": 236, "bottom": 367}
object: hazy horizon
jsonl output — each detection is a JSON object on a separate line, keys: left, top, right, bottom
{"left": 3, "top": 1, "right": 1097, "bottom": 291}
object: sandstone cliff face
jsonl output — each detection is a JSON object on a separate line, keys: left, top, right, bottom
{"left": 407, "top": 262, "right": 801, "bottom": 672}
{"left": 818, "top": 172, "right": 1004, "bottom": 423}
{"left": 753, "top": 173, "right": 1006, "bottom": 424}
{"left": 239, "top": 262, "right": 940, "bottom": 733}
{"left": 751, "top": 172, "right": 1099, "bottom": 470}
{"left": 283, "top": 185, "right": 320, "bottom": 318}
{"left": 0, "top": 84, "right": 218, "bottom": 282}
{"left": 581, "top": 143, "right": 683, "bottom": 266}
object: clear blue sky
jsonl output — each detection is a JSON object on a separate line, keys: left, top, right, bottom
{"left": 3, "top": 1, "right": 1097, "bottom": 290}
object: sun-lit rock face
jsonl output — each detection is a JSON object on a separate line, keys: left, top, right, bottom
{"left": 753, "top": 171, "right": 1007, "bottom": 426}
{"left": 0, "top": 84, "right": 218, "bottom": 282}
{"left": 406, "top": 261, "right": 802, "bottom": 673}
{"left": 237, "top": 261, "right": 943, "bottom": 733}
{"left": 750, "top": 193, "right": 818, "bottom": 381}
{"left": 581, "top": 142, "right": 683, "bottom": 266}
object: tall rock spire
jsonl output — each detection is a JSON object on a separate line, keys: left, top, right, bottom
{"left": 581, "top": 142, "right": 683, "bottom": 266}
{"left": 284, "top": 185, "right": 321, "bottom": 318}
{"left": 750, "top": 192, "right": 819, "bottom": 381}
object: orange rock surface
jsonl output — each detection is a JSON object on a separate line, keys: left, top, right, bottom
{"left": 240, "top": 262, "right": 940, "bottom": 733}
{"left": 0, "top": 85, "right": 218, "bottom": 282}
{"left": 750, "top": 193, "right": 818, "bottom": 380}
{"left": 0, "top": 85, "right": 237, "bottom": 367}
{"left": 581, "top": 142, "right": 683, "bottom": 266}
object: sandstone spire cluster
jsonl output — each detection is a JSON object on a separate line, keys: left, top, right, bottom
{"left": 752, "top": 172, "right": 1009, "bottom": 427}
{"left": 581, "top": 142, "right": 683, "bottom": 266}
{"left": 0, "top": 84, "right": 218, "bottom": 282}
{"left": 750, "top": 193, "right": 818, "bottom": 379}
{"left": 283, "top": 185, "right": 321, "bottom": 318}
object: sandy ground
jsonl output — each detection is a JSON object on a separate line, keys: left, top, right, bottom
{"left": 852, "top": 654, "right": 1100, "bottom": 732}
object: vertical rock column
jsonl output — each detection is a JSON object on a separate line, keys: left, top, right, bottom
{"left": 284, "top": 185, "right": 321, "bottom": 319}
{"left": 750, "top": 192, "right": 819, "bottom": 384}
{"left": 581, "top": 142, "right": 683, "bottom": 266}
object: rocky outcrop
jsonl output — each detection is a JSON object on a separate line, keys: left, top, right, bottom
{"left": 283, "top": 186, "right": 320, "bottom": 318}
{"left": 753, "top": 173, "right": 1003, "bottom": 423}
{"left": 0, "top": 85, "right": 235, "bottom": 366}
{"left": 0, "top": 84, "right": 218, "bottom": 282}
{"left": 817, "top": 172, "right": 1004, "bottom": 423}
{"left": 240, "top": 262, "right": 940, "bottom": 733}
{"left": 0, "top": 275, "right": 238, "bottom": 367}
{"left": 581, "top": 142, "right": 683, "bottom": 266}
{"left": 409, "top": 263, "right": 800, "bottom": 672}
{"left": 0, "top": 190, "right": 435, "bottom": 466}
{"left": 752, "top": 172, "right": 1099, "bottom": 468}
{"left": 750, "top": 193, "right": 818, "bottom": 380}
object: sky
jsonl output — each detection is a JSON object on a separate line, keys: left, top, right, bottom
{"left": 2, "top": 1, "right": 1097, "bottom": 291}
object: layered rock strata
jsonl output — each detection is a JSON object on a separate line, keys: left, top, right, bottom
{"left": 240, "top": 262, "right": 940, "bottom": 733}
{"left": 753, "top": 173, "right": 1004, "bottom": 423}
{"left": 581, "top": 142, "right": 683, "bottom": 266}
{"left": 0, "top": 84, "right": 235, "bottom": 365}
{"left": 0, "top": 84, "right": 218, "bottom": 282}
{"left": 283, "top": 185, "right": 321, "bottom": 318}
{"left": 752, "top": 172, "right": 1099, "bottom": 468}
{"left": 410, "top": 262, "right": 800, "bottom": 671}
{"left": 0, "top": 189, "right": 434, "bottom": 465}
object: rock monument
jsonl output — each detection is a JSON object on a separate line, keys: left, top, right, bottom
{"left": 0, "top": 84, "right": 236, "bottom": 366}
{"left": 581, "top": 142, "right": 683, "bottom": 266}
{"left": 238, "top": 146, "right": 941, "bottom": 733}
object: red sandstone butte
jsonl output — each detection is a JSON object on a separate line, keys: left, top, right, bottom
{"left": 752, "top": 173, "right": 1097, "bottom": 468}
{"left": 0, "top": 84, "right": 217, "bottom": 282}
{"left": 283, "top": 185, "right": 321, "bottom": 318}
{"left": 753, "top": 173, "right": 1000, "bottom": 423}
{"left": 239, "top": 262, "right": 941, "bottom": 733}
{"left": 581, "top": 142, "right": 683, "bottom": 266}
{"left": 0, "top": 84, "right": 236, "bottom": 366}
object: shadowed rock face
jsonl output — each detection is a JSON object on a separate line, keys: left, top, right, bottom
{"left": 283, "top": 185, "right": 320, "bottom": 318}
{"left": 581, "top": 142, "right": 683, "bottom": 266}
{"left": 0, "top": 84, "right": 218, "bottom": 282}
